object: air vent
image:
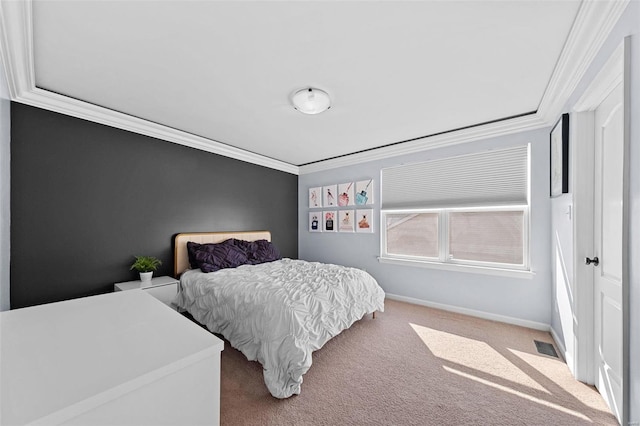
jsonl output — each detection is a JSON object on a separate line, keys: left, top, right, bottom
{"left": 534, "top": 340, "right": 558, "bottom": 358}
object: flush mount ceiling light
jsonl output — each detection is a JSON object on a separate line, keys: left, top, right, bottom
{"left": 291, "top": 87, "right": 331, "bottom": 115}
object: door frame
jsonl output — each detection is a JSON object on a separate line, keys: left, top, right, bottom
{"left": 572, "top": 39, "right": 629, "bottom": 424}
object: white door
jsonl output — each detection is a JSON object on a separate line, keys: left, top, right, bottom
{"left": 592, "top": 81, "right": 623, "bottom": 423}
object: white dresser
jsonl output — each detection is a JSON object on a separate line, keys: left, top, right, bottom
{"left": 0, "top": 290, "right": 224, "bottom": 425}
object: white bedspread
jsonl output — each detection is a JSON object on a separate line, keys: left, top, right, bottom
{"left": 174, "top": 258, "right": 385, "bottom": 398}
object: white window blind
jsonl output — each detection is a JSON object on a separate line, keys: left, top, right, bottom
{"left": 381, "top": 145, "right": 529, "bottom": 209}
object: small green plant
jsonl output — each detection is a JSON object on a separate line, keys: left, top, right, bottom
{"left": 130, "top": 256, "right": 162, "bottom": 273}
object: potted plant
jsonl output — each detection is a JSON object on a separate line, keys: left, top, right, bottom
{"left": 130, "top": 256, "right": 162, "bottom": 284}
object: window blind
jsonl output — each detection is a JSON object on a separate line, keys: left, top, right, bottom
{"left": 381, "top": 145, "right": 529, "bottom": 209}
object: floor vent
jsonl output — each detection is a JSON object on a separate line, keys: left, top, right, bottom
{"left": 534, "top": 340, "right": 558, "bottom": 358}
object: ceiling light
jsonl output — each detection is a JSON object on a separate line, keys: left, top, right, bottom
{"left": 291, "top": 87, "right": 331, "bottom": 115}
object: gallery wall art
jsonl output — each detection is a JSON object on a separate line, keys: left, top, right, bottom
{"left": 309, "top": 187, "right": 322, "bottom": 208}
{"left": 356, "top": 209, "right": 374, "bottom": 233}
{"left": 308, "top": 179, "right": 375, "bottom": 233}
{"left": 355, "top": 179, "right": 374, "bottom": 205}
{"left": 323, "top": 211, "right": 337, "bottom": 232}
{"left": 338, "top": 210, "right": 355, "bottom": 232}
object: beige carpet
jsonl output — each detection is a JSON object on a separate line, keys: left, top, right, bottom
{"left": 218, "top": 299, "right": 616, "bottom": 425}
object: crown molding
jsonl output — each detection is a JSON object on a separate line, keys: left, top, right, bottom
{"left": 536, "top": 0, "right": 630, "bottom": 124}
{"left": 0, "top": 0, "right": 34, "bottom": 99}
{"left": 300, "top": 0, "right": 630, "bottom": 174}
{"left": 0, "top": 0, "right": 299, "bottom": 175}
{"left": 18, "top": 87, "right": 300, "bottom": 174}
{"left": 299, "top": 113, "right": 548, "bottom": 174}
{"left": 573, "top": 41, "right": 624, "bottom": 112}
{"left": 1, "top": 0, "right": 630, "bottom": 176}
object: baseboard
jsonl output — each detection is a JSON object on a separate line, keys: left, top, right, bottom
{"left": 385, "top": 293, "right": 550, "bottom": 331}
{"left": 549, "top": 326, "right": 568, "bottom": 363}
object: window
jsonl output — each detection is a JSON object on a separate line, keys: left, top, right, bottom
{"left": 448, "top": 209, "right": 524, "bottom": 265}
{"left": 385, "top": 212, "right": 439, "bottom": 258}
{"left": 380, "top": 145, "right": 530, "bottom": 272}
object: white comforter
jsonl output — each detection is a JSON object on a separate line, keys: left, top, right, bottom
{"left": 175, "top": 258, "right": 385, "bottom": 398}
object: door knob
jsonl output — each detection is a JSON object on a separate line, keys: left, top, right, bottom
{"left": 585, "top": 256, "right": 599, "bottom": 266}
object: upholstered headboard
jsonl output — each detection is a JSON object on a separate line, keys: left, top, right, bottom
{"left": 174, "top": 230, "right": 271, "bottom": 277}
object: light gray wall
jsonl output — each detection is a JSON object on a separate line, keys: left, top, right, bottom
{"left": 0, "top": 54, "right": 9, "bottom": 312}
{"left": 550, "top": 193, "right": 573, "bottom": 359}
{"left": 628, "top": 27, "right": 640, "bottom": 424}
{"left": 299, "top": 127, "right": 552, "bottom": 325}
{"left": 627, "top": 2, "right": 640, "bottom": 419}
{"left": 548, "top": 1, "right": 639, "bottom": 420}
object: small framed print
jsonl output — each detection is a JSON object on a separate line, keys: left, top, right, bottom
{"left": 337, "top": 182, "right": 355, "bottom": 207}
{"left": 323, "top": 185, "right": 338, "bottom": 207}
{"left": 550, "top": 113, "right": 569, "bottom": 197}
{"left": 355, "top": 179, "right": 374, "bottom": 205}
{"left": 323, "top": 211, "right": 337, "bottom": 232}
{"left": 338, "top": 210, "right": 355, "bottom": 232}
{"left": 309, "top": 187, "right": 322, "bottom": 208}
{"left": 309, "top": 212, "right": 321, "bottom": 232}
{"left": 356, "top": 209, "right": 373, "bottom": 233}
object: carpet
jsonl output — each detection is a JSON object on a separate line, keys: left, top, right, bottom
{"left": 218, "top": 299, "right": 616, "bottom": 425}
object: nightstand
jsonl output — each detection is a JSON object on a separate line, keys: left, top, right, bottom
{"left": 114, "top": 276, "right": 180, "bottom": 309}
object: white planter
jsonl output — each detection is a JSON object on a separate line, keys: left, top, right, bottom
{"left": 139, "top": 272, "right": 153, "bottom": 286}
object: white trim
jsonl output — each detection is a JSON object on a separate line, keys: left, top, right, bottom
{"left": 0, "top": 0, "right": 630, "bottom": 174}
{"left": 0, "top": 0, "right": 298, "bottom": 175}
{"left": 574, "top": 43, "right": 624, "bottom": 111}
{"left": 571, "top": 110, "right": 596, "bottom": 385}
{"left": 18, "top": 88, "right": 299, "bottom": 174}
{"left": 550, "top": 326, "right": 568, "bottom": 363}
{"left": 570, "top": 41, "right": 625, "bottom": 386}
{"left": 536, "top": 0, "right": 630, "bottom": 124}
{"left": 385, "top": 293, "right": 549, "bottom": 331}
{"left": 300, "top": 114, "right": 547, "bottom": 174}
{"left": 379, "top": 256, "right": 535, "bottom": 280}
{"left": 299, "top": 0, "right": 629, "bottom": 174}
{"left": 0, "top": 0, "right": 33, "bottom": 100}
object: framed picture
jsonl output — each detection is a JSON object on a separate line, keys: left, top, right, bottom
{"left": 550, "top": 113, "right": 569, "bottom": 197}
{"left": 323, "top": 211, "right": 337, "bottom": 232}
{"left": 338, "top": 210, "right": 355, "bottom": 232}
{"left": 356, "top": 209, "right": 374, "bottom": 233}
{"left": 355, "top": 180, "right": 374, "bottom": 205}
{"left": 309, "top": 212, "right": 321, "bottom": 232}
{"left": 309, "top": 187, "right": 322, "bottom": 208}
{"left": 323, "top": 185, "right": 338, "bottom": 207}
{"left": 337, "top": 182, "right": 355, "bottom": 206}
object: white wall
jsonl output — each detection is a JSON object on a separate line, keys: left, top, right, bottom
{"left": 0, "top": 53, "right": 9, "bottom": 311}
{"left": 548, "top": 0, "right": 639, "bottom": 420}
{"left": 299, "top": 127, "right": 552, "bottom": 327}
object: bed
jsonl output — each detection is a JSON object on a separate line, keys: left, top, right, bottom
{"left": 173, "top": 231, "right": 385, "bottom": 398}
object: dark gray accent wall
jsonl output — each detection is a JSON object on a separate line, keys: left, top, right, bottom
{"left": 0, "top": 55, "right": 10, "bottom": 312}
{"left": 11, "top": 103, "right": 298, "bottom": 308}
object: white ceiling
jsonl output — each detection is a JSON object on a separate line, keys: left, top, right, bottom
{"left": 0, "top": 1, "right": 629, "bottom": 172}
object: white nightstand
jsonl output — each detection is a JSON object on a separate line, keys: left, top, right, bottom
{"left": 114, "top": 276, "right": 180, "bottom": 309}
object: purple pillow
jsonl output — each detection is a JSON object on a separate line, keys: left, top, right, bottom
{"left": 246, "top": 239, "right": 281, "bottom": 265}
{"left": 187, "top": 239, "right": 249, "bottom": 273}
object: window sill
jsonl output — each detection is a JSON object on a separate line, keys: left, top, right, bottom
{"left": 377, "top": 256, "right": 535, "bottom": 279}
